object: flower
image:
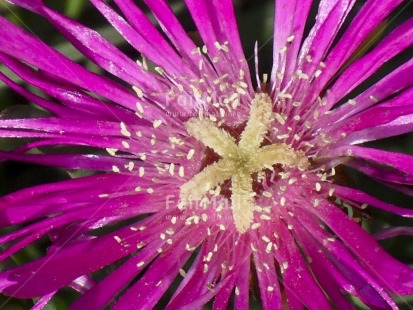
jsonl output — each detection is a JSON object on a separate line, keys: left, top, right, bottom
{"left": 0, "top": 0, "right": 413, "bottom": 308}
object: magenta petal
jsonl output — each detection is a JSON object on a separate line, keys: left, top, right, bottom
{"left": 340, "top": 115, "right": 413, "bottom": 145}
{"left": 334, "top": 185, "right": 413, "bottom": 217}
{"left": 183, "top": 0, "right": 224, "bottom": 60}
{"left": 326, "top": 18, "right": 413, "bottom": 109}
{"left": 143, "top": 0, "right": 202, "bottom": 63}
{"left": 96, "top": 0, "right": 194, "bottom": 79}
{"left": 5, "top": 0, "right": 55, "bottom": 16}
{"left": 42, "top": 8, "right": 165, "bottom": 90}
{"left": 71, "top": 237, "right": 166, "bottom": 309}
{"left": 321, "top": 57, "right": 413, "bottom": 123}
{"left": 0, "top": 194, "right": 164, "bottom": 261}
{"left": 112, "top": 237, "right": 195, "bottom": 310}
{"left": 7, "top": 0, "right": 44, "bottom": 13}
{"left": 0, "top": 151, "right": 130, "bottom": 171}
{"left": 0, "top": 71, "right": 73, "bottom": 118}
{"left": 0, "top": 213, "right": 170, "bottom": 298}
{"left": 233, "top": 257, "right": 250, "bottom": 310}
{"left": 10, "top": 1, "right": 166, "bottom": 93}
{"left": 294, "top": 224, "right": 355, "bottom": 310}
{"left": 211, "top": 273, "right": 237, "bottom": 310}
{"left": 374, "top": 227, "right": 413, "bottom": 240}
{"left": 167, "top": 239, "right": 224, "bottom": 308}
{"left": 212, "top": 236, "right": 251, "bottom": 310}
{"left": 0, "top": 17, "right": 142, "bottom": 111}
{"left": 0, "top": 53, "right": 130, "bottom": 121}
{"left": 325, "top": 87, "right": 413, "bottom": 143}
{"left": 183, "top": 0, "right": 252, "bottom": 89}
{"left": 209, "top": 0, "right": 251, "bottom": 76}
{"left": 252, "top": 236, "right": 283, "bottom": 309}
{"left": 314, "top": 200, "right": 413, "bottom": 295}
{"left": 298, "top": 0, "right": 356, "bottom": 81}
{"left": 0, "top": 118, "right": 126, "bottom": 136}
{"left": 316, "top": 0, "right": 404, "bottom": 96}
{"left": 271, "top": 0, "right": 313, "bottom": 89}
{"left": 0, "top": 116, "right": 174, "bottom": 153}
{"left": 276, "top": 220, "right": 331, "bottom": 309}
{"left": 167, "top": 233, "right": 250, "bottom": 309}
{"left": 347, "top": 158, "right": 413, "bottom": 187}
{"left": 327, "top": 145, "right": 413, "bottom": 181}
{"left": 296, "top": 209, "right": 400, "bottom": 309}
{"left": 0, "top": 173, "right": 131, "bottom": 208}
{"left": 31, "top": 291, "right": 56, "bottom": 310}
{"left": 0, "top": 186, "right": 160, "bottom": 227}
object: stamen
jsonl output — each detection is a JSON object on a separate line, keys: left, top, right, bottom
{"left": 180, "top": 93, "right": 309, "bottom": 233}
{"left": 231, "top": 173, "right": 254, "bottom": 233}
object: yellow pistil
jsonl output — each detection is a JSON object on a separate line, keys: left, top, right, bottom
{"left": 180, "top": 93, "right": 309, "bottom": 233}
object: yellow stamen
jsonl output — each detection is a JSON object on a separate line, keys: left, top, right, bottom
{"left": 180, "top": 93, "right": 309, "bottom": 233}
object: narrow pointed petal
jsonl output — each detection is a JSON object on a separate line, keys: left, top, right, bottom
{"left": 183, "top": 0, "right": 253, "bottom": 89}
{"left": 271, "top": 0, "right": 313, "bottom": 88}
{"left": 276, "top": 221, "right": 331, "bottom": 309}
{"left": 316, "top": 0, "right": 405, "bottom": 94}
{"left": 314, "top": 200, "right": 413, "bottom": 295}
{"left": 298, "top": 0, "right": 356, "bottom": 79}
{"left": 324, "top": 87, "right": 413, "bottom": 143}
{"left": 233, "top": 257, "right": 251, "bottom": 309}
{"left": 113, "top": 237, "right": 198, "bottom": 309}
{"left": 0, "top": 17, "right": 149, "bottom": 113}
{"left": 334, "top": 185, "right": 413, "bottom": 217}
{"left": 93, "top": 0, "right": 195, "bottom": 80}
{"left": 327, "top": 146, "right": 413, "bottom": 181}
{"left": 71, "top": 237, "right": 166, "bottom": 309}
{"left": 325, "top": 18, "right": 413, "bottom": 110}
{"left": 321, "top": 58, "right": 413, "bottom": 127}
{"left": 252, "top": 238, "right": 283, "bottom": 309}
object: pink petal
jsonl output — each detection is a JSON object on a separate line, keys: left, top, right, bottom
{"left": 315, "top": 0, "right": 405, "bottom": 97}
{"left": 0, "top": 211, "right": 173, "bottom": 298}
{"left": 92, "top": 0, "right": 196, "bottom": 80}
{"left": 271, "top": 0, "right": 313, "bottom": 89}
{"left": 71, "top": 237, "right": 166, "bottom": 309}
{"left": 325, "top": 18, "right": 413, "bottom": 111}
{"left": 334, "top": 185, "right": 413, "bottom": 217}
{"left": 314, "top": 200, "right": 413, "bottom": 295}
{"left": 0, "top": 17, "right": 151, "bottom": 114}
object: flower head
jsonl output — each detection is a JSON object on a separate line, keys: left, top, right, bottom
{"left": 1, "top": 0, "right": 413, "bottom": 308}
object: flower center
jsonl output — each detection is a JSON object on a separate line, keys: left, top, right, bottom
{"left": 180, "top": 93, "right": 309, "bottom": 233}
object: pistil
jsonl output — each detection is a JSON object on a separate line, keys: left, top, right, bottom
{"left": 180, "top": 93, "right": 309, "bottom": 233}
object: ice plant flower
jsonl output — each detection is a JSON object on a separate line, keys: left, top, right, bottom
{"left": 0, "top": 0, "right": 413, "bottom": 308}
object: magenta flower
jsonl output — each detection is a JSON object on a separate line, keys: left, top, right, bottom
{"left": 1, "top": 0, "right": 413, "bottom": 308}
